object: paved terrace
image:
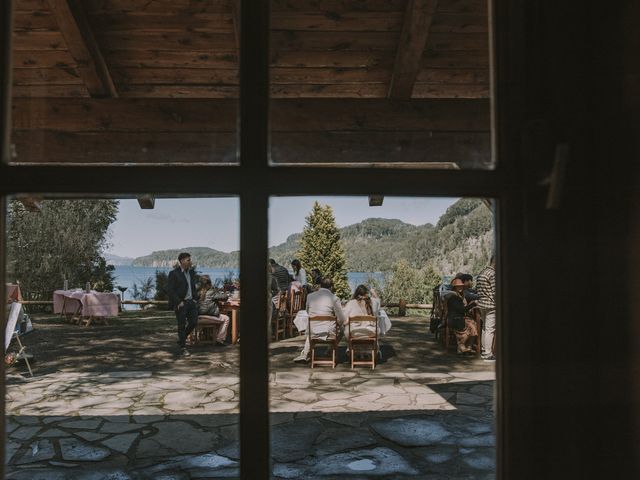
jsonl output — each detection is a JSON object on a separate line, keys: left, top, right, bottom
{"left": 5, "top": 311, "right": 495, "bottom": 479}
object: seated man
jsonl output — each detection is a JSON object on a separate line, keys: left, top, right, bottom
{"left": 293, "top": 277, "right": 346, "bottom": 363}
{"left": 197, "top": 275, "right": 230, "bottom": 346}
{"left": 308, "top": 268, "right": 322, "bottom": 292}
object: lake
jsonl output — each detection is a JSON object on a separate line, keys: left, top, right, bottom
{"left": 112, "top": 265, "right": 384, "bottom": 308}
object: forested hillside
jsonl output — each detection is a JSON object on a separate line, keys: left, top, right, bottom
{"left": 131, "top": 247, "right": 239, "bottom": 269}
{"left": 269, "top": 199, "right": 493, "bottom": 276}
{"left": 130, "top": 199, "right": 493, "bottom": 277}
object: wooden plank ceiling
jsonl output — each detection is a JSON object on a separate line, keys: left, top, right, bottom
{"left": 10, "top": 0, "right": 491, "bottom": 167}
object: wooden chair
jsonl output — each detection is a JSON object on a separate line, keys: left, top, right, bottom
{"left": 287, "top": 289, "right": 306, "bottom": 337}
{"left": 441, "top": 302, "right": 454, "bottom": 350}
{"left": 347, "top": 315, "right": 378, "bottom": 369}
{"left": 272, "top": 291, "right": 288, "bottom": 341}
{"left": 308, "top": 315, "right": 339, "bottom": 368}
{"left": 189, "top": 315, "right": 223, "bottom": 345}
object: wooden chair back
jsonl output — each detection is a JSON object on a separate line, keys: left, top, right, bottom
{"left": 347, "top": 315, "right": 378, "bottom": 369}
{"left": 287, "top": 289, "right": 306, "bottom": 336}
{"left": 308, "top": 315, "right": 338, "bottom": 368}
{"left": 272, "top": 291, "right": 288, "bottom": 341}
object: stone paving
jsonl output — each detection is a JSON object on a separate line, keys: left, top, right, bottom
{"left": 5, "top": 315, "right": 495, "bottom": 479}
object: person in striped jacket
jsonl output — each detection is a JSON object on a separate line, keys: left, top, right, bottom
{"left": 476, "top": 256, "right": 496, "bottom": 361}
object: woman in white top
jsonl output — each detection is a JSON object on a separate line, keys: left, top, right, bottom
{"left": 291, "top": 259, "right": 307, "bottom": 287}
{"left": 343, "top": 284, "right": 381, "bottom": 337}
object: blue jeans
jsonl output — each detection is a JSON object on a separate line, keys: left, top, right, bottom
{"left": 176, "top": 299, "right": 198, "bottom": 348}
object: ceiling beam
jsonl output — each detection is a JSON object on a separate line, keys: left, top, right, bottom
{"left": 47, "top": 0, "right": 117, "bottom": 98}
{"left": 10, "top": 130, "right": 491, "bottom": 166}
{"left": 388, "top": 0, "right": 438, "bottom": 99}
{"left": 15, "top": 195, "right": 43, "bottom": 212}
{"left": 12, "top": 98, "right": 490, "bottom": 132}
{"left": 136, "top": 195, "right": 155, "bottom": 209}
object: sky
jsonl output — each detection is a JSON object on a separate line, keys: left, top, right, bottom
{"left": 107, "top": 196, "right": 458, "bottom": 258}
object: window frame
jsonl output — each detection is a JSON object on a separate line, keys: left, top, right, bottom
{"left": 0, "top": 1, "right": 524, "bottom": 478}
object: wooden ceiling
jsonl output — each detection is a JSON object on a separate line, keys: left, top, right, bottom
{"left": 10, "top": 0, "right": 492, "bottom": 167}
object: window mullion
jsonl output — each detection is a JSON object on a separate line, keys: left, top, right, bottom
{"left": 239, "top": 0, "right": 270, "bottom": 479}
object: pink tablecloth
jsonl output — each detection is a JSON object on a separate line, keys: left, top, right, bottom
{"left": 6, "top": 284, "right": 22, "bottom": 303}
{"left": 53, "top": 290, "right": 119, "bottom": 317}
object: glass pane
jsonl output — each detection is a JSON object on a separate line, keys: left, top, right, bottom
{"left": 269, "top": 0, "right": 492, "bottom": 169}
{"left": 5, "top": 196, "right": 240, "bottom": 478}
{"left": 268, "top": 195, "right": 496, "bottom": 478}
{"left": 10, "top": 1, "right": 238, "bottom": 165}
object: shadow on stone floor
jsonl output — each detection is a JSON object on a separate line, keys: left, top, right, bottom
{"left": 7, "top": 403, "right": 495, "bottom": 479}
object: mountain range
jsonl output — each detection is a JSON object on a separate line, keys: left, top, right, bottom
{"left": 111, "top": 198, "right": 494, "bottom": 276}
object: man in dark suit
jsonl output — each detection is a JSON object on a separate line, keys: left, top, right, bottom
{"left": 167, "top": 252, "right": 199, "bottom": 356}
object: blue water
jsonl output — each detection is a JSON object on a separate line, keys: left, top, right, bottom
{"left": 112, "top": 265, "right": 383, "bottom": 306}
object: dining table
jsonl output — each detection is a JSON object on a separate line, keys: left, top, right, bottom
{"left": 219, "top": 298, "right": 240, "bottom": 344}
{"left": 53, "top": 289, "right": 119, "bottom": 326}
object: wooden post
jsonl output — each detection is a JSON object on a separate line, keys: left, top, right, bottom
{"left": 398, "top": 299, "right": 407, "bottom": 317}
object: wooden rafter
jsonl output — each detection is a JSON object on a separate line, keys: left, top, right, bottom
{"left": 47, "top": 0, "right": 117, "bottom": 98}
{"left": 388, "top": 0, "right": 438, "bottom": 99}
{"left": 12, "top": 98, "right": 490, "bottom": 132}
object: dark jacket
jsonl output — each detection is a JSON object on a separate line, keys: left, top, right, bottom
{"left": 167, "top": 267, "right": 198, "bottom": 310}
{"left": 445, "top": 293, "right": 475, "bottom": 331}
{"left": 272, "top": 264, "right": 291, "bottom": 291}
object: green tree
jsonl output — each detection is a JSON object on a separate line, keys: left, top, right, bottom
{"left": 132, "top": 277, "right": 155, "bottom": 301}
{"left": 7, "top": 199, "right": 118, "bottom": 301}
{"left": 382, "top": 260, "right": 441, "bottom": 305}
{"left": 154, "top": 270, "right": 172, "bottom": 309}
{"left": 297, "top": 202, "right": 350, "bottom": 299}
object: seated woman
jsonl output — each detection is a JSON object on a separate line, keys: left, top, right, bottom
{"left": 443, "top": 278, "right": 478, "bottom": 355}
{"left": 343, "top": 284, "right": 381, "bottom": 337}
{"left": 198, "top": 275, "right": 231, "bottom": 346}
{"left": 291, "top": 259, "right": 307, "bottom": 288}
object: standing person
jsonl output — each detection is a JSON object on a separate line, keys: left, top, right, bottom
{"left": 293, "top": 277, "right": 346, "bottom": 363}
{"left": 476, "top": 255, "right": 496, "bottom": 361}
{"left": 269, "top": 258, "right": 291, "bottom": 292}
{"left": 291, "top": 259, "right": 307, "bottom": 287}
{"left": 268, "top": 265, "right": 281, "bottom": 327}
{"left": 167, "top": 252, "right": 198, "bottom": 356}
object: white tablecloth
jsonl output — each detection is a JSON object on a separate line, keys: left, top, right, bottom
{"left": 293, "top": 309, "right": 392, "bottom": 336}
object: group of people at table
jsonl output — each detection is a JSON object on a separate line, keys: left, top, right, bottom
{"left": 440, "top": 255, "right": 496, "bottom": 360}
{"left": 267, "top": 258, "right": 391, "bottom": 364}
{"left": 167, "top": 254, "right": 390, "bottom": 359}
{"left": 167, "top": 252, "right": 233, "bottom": 356}
{"left": 54, "top": 251, "right": 494, "bottom": 364}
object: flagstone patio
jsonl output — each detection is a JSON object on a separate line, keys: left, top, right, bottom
{"left": 5, "top": 311, "right": 495, "bottom": 479}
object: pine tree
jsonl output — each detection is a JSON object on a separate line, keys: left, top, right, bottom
{"left": 297, "top": 202, "right": 351, "bottom": 299}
